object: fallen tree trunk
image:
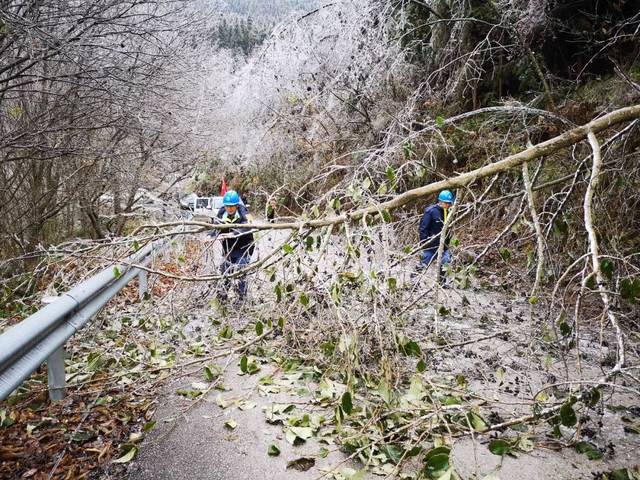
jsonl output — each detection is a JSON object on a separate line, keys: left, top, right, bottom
{"left": 134, "top": 104, "right": 640, "bottom": 235}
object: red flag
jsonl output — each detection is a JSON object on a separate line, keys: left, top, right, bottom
{"left": 220, "top": 177, "right": 228, "bottom": 196}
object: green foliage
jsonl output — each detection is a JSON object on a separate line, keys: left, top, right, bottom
{"left": 466, "top": 411, "right": 488, "bottom": 432}
{"left": 558, "top": 320, "right": 572, "bottom": 337}
{"left": 203, "top": 366, "right": 219, "bottom": 382}
{"left": 341, "top": 391, "right": 353, "bottom": 415}
{"left": 560, "top": 401, "right": 577, "bottom": 427}
{"left": 299, "top": 292, "right": 309, "bottom": 307}
{"left": 267, "top": 444, "right": 281, "bottom": 456}
{"left": 423, "top": 446, "right": 450, "bottom": 478}
{"left": 380, "top": 444, "right": 404, "bottom": 464}
{"left": 176, "top": 388, "right": 202, "bottom": 399}
{"left": 620, "top": 277, "right": 640, "bottom": 303}
{"left": 499, "top": 248, "right": 511, "bottom": 262}
{"left": 575, "top": 441, "right": 603, "bottom": 460}
{"left": 112, "top": 446, "right": 137, "bottom": 463}
{"left": 219, "top": 325, "right": 233, "bottom": 339}
{"left": 600, "top": 259, "right": 614, "bottom": 280}
{"left": 239, "top": 355, "right": 261, "bottom": 375}
{"left": 585, "top": 388, "right": 601, "bottom": 408}
{"left": 488, "top": 439, "right": 512, "bottom": 456}
{"left": 398, "top": 337, "right": 421, "bottom": 357}
{"left": 0, "top": 410, "right": 15, "bottom": 428}
{"left": 596, "top": 467, "right": 638, "bottom": 480}
{"left": 255, "top": 320, "right": 264, "bottom": 336}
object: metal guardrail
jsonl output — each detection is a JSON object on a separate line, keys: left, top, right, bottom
{"left": 0, "top": 240, "right": 166, "bottom": 401}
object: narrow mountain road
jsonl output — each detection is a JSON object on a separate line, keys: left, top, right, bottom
{"left": 123, "top": 225, "right": 640, "bottom": 480}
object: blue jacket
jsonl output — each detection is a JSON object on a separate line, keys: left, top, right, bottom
{"left": 419, "top": 204, "right": 449, "bottom": 251}
{"left": 213, "top": 207, "right": 254, "bottom": 261}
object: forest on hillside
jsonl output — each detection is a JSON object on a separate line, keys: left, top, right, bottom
{"left": 208, "top": 0, "right": 317, "bottom": 55}
{"left": 1, "top": 0, "right": 639, "bottom": 479}
{"left": 217, "top": 0, "right": 317, "bottom": 17}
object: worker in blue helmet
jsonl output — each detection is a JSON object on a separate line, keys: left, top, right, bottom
{"left": 210, "top": 190, "right": 255, "bottom": 302}
{"left": 417, "top": 190, "right": 454, "bottom": 285}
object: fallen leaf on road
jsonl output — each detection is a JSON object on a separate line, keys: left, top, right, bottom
{"left": 286, "top": 457, "right": 315, "bottom": 471}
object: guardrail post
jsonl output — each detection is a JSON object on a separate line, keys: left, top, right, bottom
{"left": 138, "top": 270, "right": 148, "bottom": 300}
{"left": 47, "top": 347, "right": 66, "bottom": 401}
{"left": 0, "top": 240, "right": 166, "bottom": 403}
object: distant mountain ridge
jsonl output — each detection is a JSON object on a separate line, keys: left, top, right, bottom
{"left": 204, "top": 0, "right": 319, "bottom": 55}
{"left": 217, "top": 0, "right": 318, "bottom": 19}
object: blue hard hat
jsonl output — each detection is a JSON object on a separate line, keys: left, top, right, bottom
{"left": 223, "top": 190, "right": 240, "bottom": 206}
{"left": 438, "top": 190, "right": 454, "bottom": 203}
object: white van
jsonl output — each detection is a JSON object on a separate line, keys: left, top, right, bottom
{"left": 192, "top": 196, "right": 248, "bottom": 217}
{"left": 192, "top": 196, "right": 224, "bottom": 216}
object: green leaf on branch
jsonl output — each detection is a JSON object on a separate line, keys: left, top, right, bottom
{"left": 559, "top": 321, "right": 572, "bottom": 337}
{"left": 218, "top": 325, "right": 233, "bottom": 339}
{"left": 378, "top": 381, "right": 392, "bottom": 404}
{"left": 620, "top": 277, "right": 640, "bottom": 303}
{"left": 560, "top": 402, "right": 577, "bottom": 427}
{"left": 575, "top": 441, "right": 603, "bottom": 460}
{"left": 203, "top": 366, "right": 219, "bottom": 382}
{"left": 403, "top": 142, "right": 414, "bottom": 159}
{"left": 240, "top": 356, "right": 248, "bottom": 374}
{"left": 423, "top": 446, "right": 450, "bottom": 477}
{"left": 380, "top": 444, "right": 403, "bottom": 464}
{"left": 0, "top": 410, "right": 15, "bottom": 428}
{"left": 143, "top": 421, "right": 156, "bottom": 432}
{"left": 600, "top": 259, "right": 614, "bottom": 280}
{"left": 417, "top": 359, "right": 426, "bottom": 372}
{"left": 488, "top": 439, "right": 512, "bottom": 456}
{"left": 467, "top": 411, "right": 488, "bottom": 432}
{"left": 299, "top": 292, "right": 309, "bottom": 307}
{"left": 386, "top": 165, "right": 396, "bottom": 184}
{"left": 175, "top": 389, "right": 202, "bottom": 399}
{"left": 112, "top": 446, "right": 137, "bottom": 464}
{"left": 586, "top": 387, "right": 601, "bottom": 408}
{"left": 239, "top": 356, "right": 260, "bottom": 375}
{"left": 282, "top": 243, "right": 294, "bottom": 254}
{"left": 267, "top": 444, "right": 280, "bottom": 456}
{"left": 400, "top": 339, "right": 421, "bottom": 357}
{"left": 341, "top": 391, "right": 353, "bottom": 415}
